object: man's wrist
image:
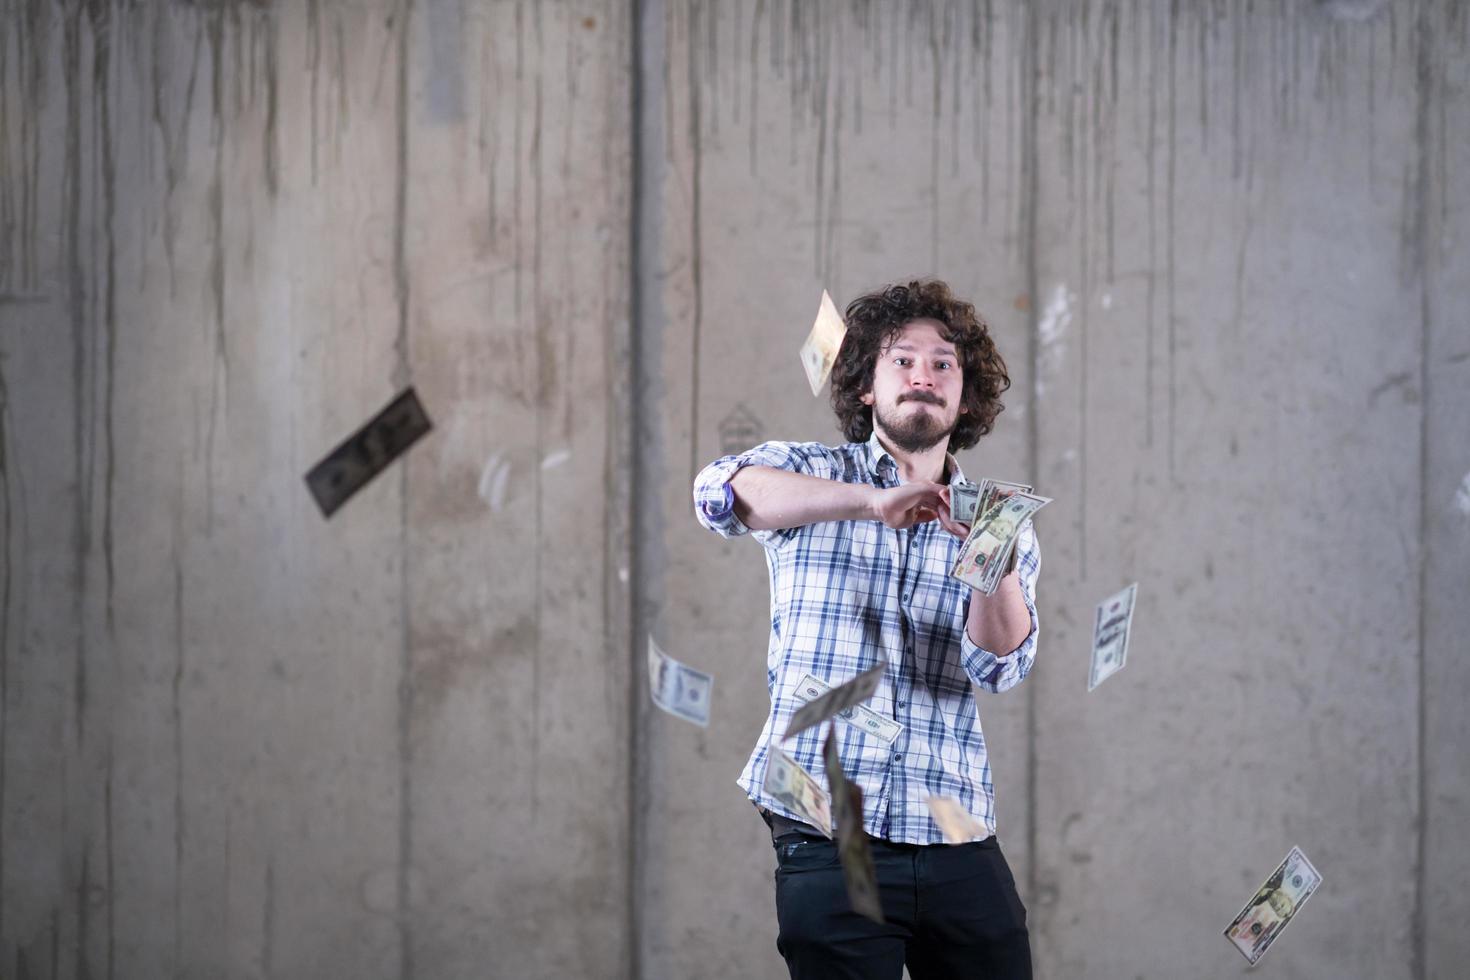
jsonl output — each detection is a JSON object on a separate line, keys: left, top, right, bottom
{"left": 970, "top": 549, "right": 1019, "bottom": 598}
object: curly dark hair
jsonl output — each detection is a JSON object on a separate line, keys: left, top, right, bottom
{"left": 830, "top": 279, "right": 1010, "bottom": 451}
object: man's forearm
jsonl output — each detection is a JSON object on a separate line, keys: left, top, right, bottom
{"left": 730, "top": 466, "right": 875, "bottom": 531}
{"left": 965, "top": 571, "right": 1031, "bottom": 655}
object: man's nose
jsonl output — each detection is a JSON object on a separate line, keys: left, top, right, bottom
{"left": 909, "top": 368, "right": 935, "bottom": 388}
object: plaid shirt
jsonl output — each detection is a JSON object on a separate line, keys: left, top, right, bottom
{"left": 692, "top": 434, "right": 1041, "bottom": 844}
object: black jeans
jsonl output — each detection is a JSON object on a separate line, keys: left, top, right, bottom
{"left": 770, "top": 825, "right": 1032, "bottom": 980}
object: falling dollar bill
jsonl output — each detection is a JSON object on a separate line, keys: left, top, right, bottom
{"left": 1224, "top": 846, "right": 1322, "bottom": 965}
{"left": 1088, "top": 583, "right": 1138, "bottom": 691}
{"left": 793, "top": 674, "right": 903, "bottom": 745}
{"left": 784, "top": 663, "right": 885, "bottom": 739}
{"left": 798, "top": 290, "right": 848, "bottom": 397}
{"left": 950, "top": 492, "right": 1052, "bottom": 595}
{"left": 764, "top": 744, "right": 832, "bottom": 837}
{"left": 647, "top": 636, "right": 713, "bottom": 727}
{"left": 824, "top": 725, "right": 883, "bottom": 923}
{"left": 305, "top": 387, "right": 434, "bottom": 518}
{"left": 924, "top": 795, "right": 992, "bottom": 844}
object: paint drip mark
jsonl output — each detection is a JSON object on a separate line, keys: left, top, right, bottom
{"left": 478, "top": 454, "right": 511, "bottom": 511}
{"left": 1454, "top": 471, "right": 1470, "bottom": 522}
{"left": 1036, "top": 283, "right": 1073, "bottom": 401}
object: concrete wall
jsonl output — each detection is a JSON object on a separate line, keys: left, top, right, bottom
{"left": 0, "top": 2, "right": 634, "bottom": 977}
{"left": 2, "top": 2, "right": 1466, "bottom": 979}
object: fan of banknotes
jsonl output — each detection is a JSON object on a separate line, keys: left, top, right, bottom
{"left": 949, "top": 478, "right": 1052, "bottom": 595}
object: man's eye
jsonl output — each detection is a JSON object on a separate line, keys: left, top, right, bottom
{"left": 895, "top": 357, "right": 910, "bottom": 366}
{"left": 937, "top": 361, "right": 952, "bottom": 370}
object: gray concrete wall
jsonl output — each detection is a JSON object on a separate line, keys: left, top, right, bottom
{"left": 0, "top": 1, "right": 634, "bottom": 978}
{"left": 2, "top": 2, "right": 1466, "bottom": 979}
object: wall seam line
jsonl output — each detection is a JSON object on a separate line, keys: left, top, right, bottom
{"left": 1021, "top": 0, "right": 1042, "bottom": 919}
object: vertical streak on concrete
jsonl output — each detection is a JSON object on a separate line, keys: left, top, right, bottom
{"left": 1410, "top": 7, "right": 1434, "bottom": 977}
{"left": 392, "top": 3, "right": 416, "bottom": 979}
{"left": 512, "top": 2, "right": 523, "bottom": 326}
{"left": 63, "top": 1, "right": 88, "bottom": 746}
{"left": 928, "top": 5, "right": 940, "bottom": 274}
{"left": 0, "top": 326, "right": 7, "bottom": 951}
{"left": 811, "top": 4, "right": 826, "bottom": 275}
{"left": 1077, "top": 10, "right": 1091, "bottom": 580}
{"left": 90, "top": 0, "right": 116, "bottom": 633}
{"left": 0, "top": 16, "right": 9, "bottom": 287}
{"left": 171, "top": 550, "right": 184, "bottom": 977}
{"left": 747, "top": 0, "right": 761, "bottom": 173}
{"left": 21, "top": 3, "right": 44, "bottom": 289}
{"left": 1166, "top": 0, "right": 1178, "bottom": 483}
{"left": 263, "top": 8, "right": 278, "bottom": 198}
{"left": 827, "top": 13, "right": 843, "bottom": 292}
{"left": 103, "top": 751, "right": 113, "bottom": 980}
{"left": 307, "top": 0, "right": 320, "bottom": 185}
{"left": 685, "top": 0, "right": 703, "bottom": 481}
{"left": 204, "top": 8, "right": 227, "bottom": 531}
{"left": 531, "top": 0, "right": 545, "bottom": 813}
{"left": 1145, "top": 0, "right": 1156, "bottom": 448}
{"left": 61, "top": 1, "right": 82, "bottom": 743}
{"left": 78, "top": 852, "right": 91, "bottom": 980}
{"left": 221, "top": 811, "right": 232, "bottom": 949}
{"left": 629, "top": 1, "right": 665, "bottom": 975}
{"left": 261, "top": 858, "right": 274, "bottom": 980}
{"left": 1019, "top": 0, "right": 1040, "bottom": 908}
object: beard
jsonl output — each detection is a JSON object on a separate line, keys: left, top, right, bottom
{"left": 873, "top": 393, "right": 957, "bottom": 454}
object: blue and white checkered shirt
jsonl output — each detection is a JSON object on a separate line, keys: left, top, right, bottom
{"left": 693, "top": 433, "right": 1041, "bottom": 844}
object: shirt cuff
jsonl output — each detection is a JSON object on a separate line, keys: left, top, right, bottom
{"left": 694, "top": 455, "right": 753, "bottom": 538}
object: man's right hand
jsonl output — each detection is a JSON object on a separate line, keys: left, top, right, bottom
{"left": 730, "top": 467, "right": 968, "bottom": 537}
{"left": 870, "top": 482, "right": 966, "bottom": 535}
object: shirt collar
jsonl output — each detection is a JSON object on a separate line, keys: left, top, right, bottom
{"left": 863, "top": 430, "right": 965, "bottom": 485}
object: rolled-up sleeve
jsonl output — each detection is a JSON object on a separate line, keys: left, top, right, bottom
{"left": 962, "top": 521, "right": 1041, "bottom": 693}
{"left": 692, "top": 441, "right": 838, "bottom": 546}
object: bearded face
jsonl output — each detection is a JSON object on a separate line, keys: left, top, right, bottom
{"left": 863, "top": 319, "right": 965, "bottom": 454}
{"left": 873, "top": 389, "right": 958, "bottom": 453}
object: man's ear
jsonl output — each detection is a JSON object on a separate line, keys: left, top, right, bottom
{"left": 860, "top": 390, "right": 874, "bottom": 406}
{"left": 959, "top": 404, "right": 969, "bottom": 414}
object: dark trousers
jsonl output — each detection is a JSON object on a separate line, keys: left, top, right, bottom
{"left": 770, "top": 827, "right": 1032, "bottom": 980}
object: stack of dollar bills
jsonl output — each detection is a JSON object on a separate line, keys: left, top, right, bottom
{"left": 949, "top": 479, "right": 1051, "bottom": 595}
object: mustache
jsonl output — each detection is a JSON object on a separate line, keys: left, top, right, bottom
{"left": 898, "top": 391, "right": 945, "bottom": 407}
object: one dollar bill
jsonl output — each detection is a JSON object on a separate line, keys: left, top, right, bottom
{"left": 793, "top": 673, "right": 903, "bottom": 745}
{"left": 784, "top": 663, "right": 885, "bottom": 739}
{"left": 647, "top": 637, "right": 713, "bottom": 727}
{"left": 304, "top": 387, "right": 433, "bottom": 518}
{"left": 798, "top": 290, "right": 848, "bottom": 397}
{"left": 824, "top": 725, "right": 883, "bottom": 923}
{"left": 1223, "top": 846, "right": 1322, "bottom": 965}
{"left": 764, "top": 744, "right": 832, "bottom": 837}
{"left": 924, "top": 795, "right": 992, "bottom": 844}
{"left": 949, "top": 481, "right": 981, "bottom": 525}
{"left": 1088, "top": 583, "right": 1138, "bottom": 692}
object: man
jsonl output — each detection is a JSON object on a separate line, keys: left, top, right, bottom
{"left": 692, "top": 279, "right": 1039, "bottom": 979}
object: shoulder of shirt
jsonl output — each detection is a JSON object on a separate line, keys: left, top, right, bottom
{"left": 754, "top": 439, "right": 863, "bottom": 461}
